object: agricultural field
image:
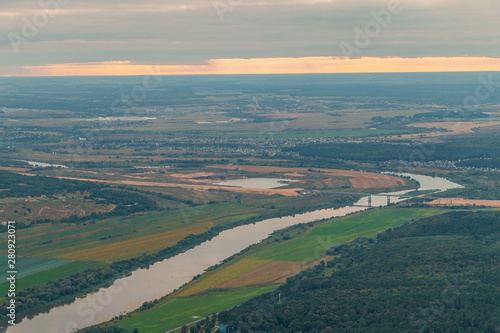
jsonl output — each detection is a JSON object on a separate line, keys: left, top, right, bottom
{"left": 0, "top": 259, "right": 104, "bottom": 297}
{"left": 179, "top": 208, "right": 446, "bottom": 294}
{"left": 0, "top": 74, "right": 498, "bottom": 333}
{"left": 0, "top": 195, "right": 115, "bottom": 224}
{"left": 253, "top": 208, "right": 446, "bottom": 262}
{"left": 8, "top": 203, "right": 263, "bottom": 261}
{"left": 0, "top": 256, "right": 72, "bottom": 281}
{"left": 117, "top": 286, "right": 277, "bottom": 333}
{"left": 100, "top": 208, "right": 447, "bottom": 332}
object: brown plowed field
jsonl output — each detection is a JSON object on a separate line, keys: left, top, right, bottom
{"left": 49, "top": 176, "right": 302, "bottom": 197}
{"left": 0, "top": 166, "right": 30, "bottom": 172}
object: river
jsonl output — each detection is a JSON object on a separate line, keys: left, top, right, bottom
{"left": 5, "top": 173, "right": 461, "bottom": 333}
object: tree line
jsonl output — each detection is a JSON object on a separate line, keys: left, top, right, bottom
{"left": 218, "top": 210, "right": 500, "bottom": 332}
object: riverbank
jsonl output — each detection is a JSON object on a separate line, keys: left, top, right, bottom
{"left": 5, "top": 173, "right": 462, "bottom": 332}
{"left": 1, "top": 198, "right": 357, "bottom": 333}
{"left": 96, "top": 208, "right": 447, "bottom": 333}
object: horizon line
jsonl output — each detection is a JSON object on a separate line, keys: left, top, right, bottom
{"left": 2, "top": 69, "right": 500, "bottom": 78}
{"left": 3, "top": 56, "right": 500, "bottom": 77}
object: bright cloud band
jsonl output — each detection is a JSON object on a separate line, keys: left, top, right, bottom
{"left": 7, "top": 57, "right": 500, "bottom": 76}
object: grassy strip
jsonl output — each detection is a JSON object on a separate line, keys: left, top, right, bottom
{"left": 0, "top": 256, "right": 72, "bottom": 280}
{"left": 253, "top": 208, "right": 446, "bottom": 261}
{"left": 0, "top": 261, "right": 104, "bottom": 292}
{"left": 116, "top": 286, "right": 276, "bottom": 333}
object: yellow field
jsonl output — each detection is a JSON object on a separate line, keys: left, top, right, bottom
{"left": 177, "top": 258, "right": 271, "bottom": 297}
{"left": 218, "top": 260, "right": 306, "bottom": 288}
{"left": 46, "top": 223, "right": 214, "bottom": 262}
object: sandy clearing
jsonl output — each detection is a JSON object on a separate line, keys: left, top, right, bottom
{"left": 48, "top": 176, "right": 302, "bottom": 197}
{"left": 348, "top": 174, "right": 404, "bottom": 189}
{"left": 169, "top": 172, "right": 218, "bottom": 179}
{"left": 284, "top": 112, "right": 324, "bottom": 118}
{"left": 209, "top": 165, "right": 405, "bottom": 189}
{"left": 37, "top": 206, "right": 48, "bottom": 216}
{"left": 284, "top": 172, "right": 305, "bottom": 177}
{"left": 0, "top": 166, "right": 30, "bottom": 172}
{"left": 428, "top": 198, "right": 500, "bottom": 208}
{"left": 167, "top": 172, "right": 220, "bottom": 184}
{"left": 121, "top": 174, "right": 154, "bottom": 180}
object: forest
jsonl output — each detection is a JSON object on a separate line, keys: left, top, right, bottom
{"left": 286, "top": 134, "right": 500, "bottom": 163}
{"left": 217, "top": 210, "right": 500, "bottom": 332}
{"left": 0, "top": 171, "right": 103, "bottom": 199}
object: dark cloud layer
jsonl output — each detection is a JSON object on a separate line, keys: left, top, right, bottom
{"left": 1, "top": 0, "right": 499, "bottom": 73}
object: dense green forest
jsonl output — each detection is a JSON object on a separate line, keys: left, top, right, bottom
{"left": 412, "top": 110, "right": 489, "bottom": 119}
{"left": 286, "top": 134, "right": 500, "bottom": 163}
{"left": 0, "top": 171, "right": 103, "bottom": 198}
{"left": 218, "top": 210, "right": 500, "bottom": 332}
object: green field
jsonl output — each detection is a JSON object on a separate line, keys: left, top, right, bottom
{"left": 105, "top": 208, "right": 447, "bottom": 332}
{"left": 4, "top": 203, "right": 266, "bottom": 261}
{"left": 0, "top": 255, "right": 72, "bottom": 280}
{"left": 177, "top": 258, "right": 272, "bottom": 297}
{"left": 180, "top": 208, "right": 447, "bottom": 296}
{"left": 253, "top": 208, "right": 446, "bottom": 261}
{"left": 0, "top": 260, "right": 104, "bottom": 296}
{"left": 2, "top": 192, "right": 356, "bottom": 262}
{"left": 116, "top": 286, "right": 276, "bottom": 333}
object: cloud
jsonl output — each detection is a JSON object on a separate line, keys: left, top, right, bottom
{"left": 1, "top": 0, "right": 499, "bottom": 74}
{"left": 5, "top": 56, "right": 500, "bottom": 76}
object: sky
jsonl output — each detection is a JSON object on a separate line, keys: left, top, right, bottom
{"left": 1, "top": 0, "right": 499, "bottom": 76}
